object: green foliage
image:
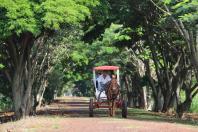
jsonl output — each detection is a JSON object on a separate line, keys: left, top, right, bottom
{"left": 47, "top": 26, "right": 92, "bottom": 96}
{"left": 180, "top": 90, "right": 186, "bottom": 103}
{"left": 41, "top": 0, "right": 97, "bottom": 29}
{"left": 71, "top": 43, "right": 89, "bottom": 65}
{"left": 0, "top": 77, "right": 11, "bottom": 99}
{"left": 90, "top": 23, "right": 131, "bottom": 66}
{"left": 138, "top": 46, "right": 151, "bottom": 60}
{"left": 190, "top": 95, "right": 198, "bottom": 113}
{"left": 0, "top": 0, "right": 99, "bottom": 113}
{"left": 42, "top": 0, "right": 198, "bottom": 114}
{"left": 47, "top": 23, "right": 131, "bottom": 97}
{"left": 0, "top": 0, "right": 196, "bottom": 115}
{"left": 180, "top": 89, "right": 198, "bottom": 113}
{"left": 0, "top": 0, "right": 99, "bottom": 38}
{"left": 0, "top": 64, "right": 4, "bottom": 69}
{"left": 163, "top": 0, "right": 172, "bottom": 5}
{"left": 162, "top": 0, "right": 198, "bottom": 23}
{"left": 135, "top": 26, "right": 144, "bottom": 37}
{"left": 44, "top": 68, "right": 64, "bottom": 103}
{"left": 0, "top": 0, "right": 39, "bottom": 37}
{"left": 173, "top": 0, "right": 198, "bottom": 23}
{"left": 102, "top": 23, "right": 131, "bottom": 43}
{"left": 0, "top": 94, "right": 13, "bottom": 112}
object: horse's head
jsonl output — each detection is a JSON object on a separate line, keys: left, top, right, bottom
{"left": 105, "top": 75, "right": 120, "bottom": 100}
{"left": 109, "top": 76, "right": 119, "bottom": 95}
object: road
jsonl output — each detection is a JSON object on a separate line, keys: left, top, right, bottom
{"left": 0, "top": 96, "right": 197, "bottom": 132}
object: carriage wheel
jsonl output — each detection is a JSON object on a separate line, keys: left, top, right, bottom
{"left": 122, "top": 100, "right": 127, "bottom": 118}
{"left": 89, "top": 98, "right": 94, "bottom": 117}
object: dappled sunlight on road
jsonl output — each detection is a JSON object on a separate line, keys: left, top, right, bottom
{"left": 0, "top": 96, "right": 198, "bottom": 132}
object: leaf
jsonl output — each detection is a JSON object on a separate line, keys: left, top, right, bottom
{"left": 0, "top": 64, "right": 4, "bottom": 69}
{"left": 172, "top": 0, "right": 190, "bottom": 9}
{"left": 163, "top": 0, "right": 172, "bottom": 5}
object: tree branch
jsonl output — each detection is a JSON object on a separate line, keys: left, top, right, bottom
{"left": 171, "top": 53, "right": 182, "bottom": 76}
{"left": 6, "top": 37, "right": 19, "bottom": 68}
{"left": 190, "top": 83, "right": 198, "bottom": 93}
{"left": 192, "top": 88, "right": 198, "bottom": 98}
{"left": 149, "top": 0, "right": 170, "bottom": 14}
{"left": 4, "top": 70, "right": 12, "bottom": 83}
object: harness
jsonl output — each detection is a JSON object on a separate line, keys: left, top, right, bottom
{"left": 106, "top": 79, "right": 120, "bottom": 100}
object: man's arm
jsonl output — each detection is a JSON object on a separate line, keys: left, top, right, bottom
{"left": 107, "top": 75, "right": 111, "bottom": 82}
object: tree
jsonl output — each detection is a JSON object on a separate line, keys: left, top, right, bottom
{"left": 149, "top": 0, "right": 198, "bottom": 117}
{"left": 163, "top": 0, "right": 198, "bottom": 117}
{"left": 0, "top": 0, "right": 98, "bottom": 118}
{"left": 90, "top": 0, "right": 197, "bottom": 114}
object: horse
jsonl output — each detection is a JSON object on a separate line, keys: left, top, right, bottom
{"left": 105, "top": 75, "right": 120, "bottom": 117}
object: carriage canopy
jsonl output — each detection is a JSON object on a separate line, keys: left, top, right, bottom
{"left": 93, "top": 66, "right": 119, "bottom": 71}
{"left": 93, "top": 66, "right": 120, "bottom": 94}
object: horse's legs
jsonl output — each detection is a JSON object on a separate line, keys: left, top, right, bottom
{"left": 112, "top": 100, "right": 116, "bottom": 116}
{"left": 111, "top": 100, "right": 114, "bottom": 117}
{"left": 111, "top": 101, "right": 113, "bottom": 116}
{"left": 108, "top": 101, "right": 111, "bottom": 116}
{"left": 110, "top": 101, "right": 112, "bottom": 117}
{"left": 110, "top": 101, "right": 114, "bottom": 117}
{"left": 112, "top": 100, "right": 114, "bottom": 116}
{"left": 110, "top": 101, "right": 113, "bottom": 116}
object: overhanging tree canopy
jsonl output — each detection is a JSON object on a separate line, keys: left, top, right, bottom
{"left": 0, "top": 0, "right": 99, "bottom": 118}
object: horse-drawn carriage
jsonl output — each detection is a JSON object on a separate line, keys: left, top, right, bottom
{"left": 89, "top": 66, "right": 127, "bottom": 118}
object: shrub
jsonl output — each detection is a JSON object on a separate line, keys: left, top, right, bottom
{"left": 190, "top": 95, "right": 198, "bottom": 113}
{"left": 0, "top": 94, "right": 13, "bottom": 112}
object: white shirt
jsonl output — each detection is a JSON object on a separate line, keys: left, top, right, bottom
{"left": 97, "top": 74, "right": 111, "bottom": 91}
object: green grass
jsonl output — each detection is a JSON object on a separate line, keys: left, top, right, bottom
{"left": 125, "top": 108, "right": 198, "bottom": 126}
{"left": 93, "top": 108, "right": 198, "bottom": 126}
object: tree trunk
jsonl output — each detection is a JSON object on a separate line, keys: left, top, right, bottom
{"left": 142, "top": 86, "right": 148, "bottom": 110}
{"left": 12, "top": 72, "right": 22, "bottom": 119}
{"left": 176, "top": 71, "right": 197, "bottom": 118}
{"left": 38, "top": 80, "right": 47, "bottom": 108}
{"left": 6, "top": 33, "right": 34, "bottom": 119}
{"left": 124, "top": 75, "right": 134, "bottom": 107}
{"left": 154, "top": 88, "right": 164, "bottom": 112}
{"left": 127, "top": 92, "right": 134, "bottom": 107}
{"left": 12, "top": 67, "right": 33, "bottom": 119}
{"left": 177, "top": 98, "right": 192, "bottom": 118}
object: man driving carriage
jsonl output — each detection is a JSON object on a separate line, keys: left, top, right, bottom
{"left": 96, "top": 71, "right": 119, "bottom": 101}
{"left": 96, "top": 71, "right": 111, "bottom": 92}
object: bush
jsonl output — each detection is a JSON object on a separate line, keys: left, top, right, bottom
{"left": 0, "top": 94, "right": 13, "bottom": 112}
{"left": 180, "top": 90, "right": 198, "bottom": 113}
{"left": 190, "top": 95, "right": 198, "bottom": 113}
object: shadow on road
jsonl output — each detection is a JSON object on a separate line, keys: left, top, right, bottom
{"left": 37, "top": 97, "right": 198, "bottom": 126}
{"left": 36, "top": 97, "right": 108, "bottom": 118}
{"left": 1, "top": 96, "right": 198, "bottom": 127}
